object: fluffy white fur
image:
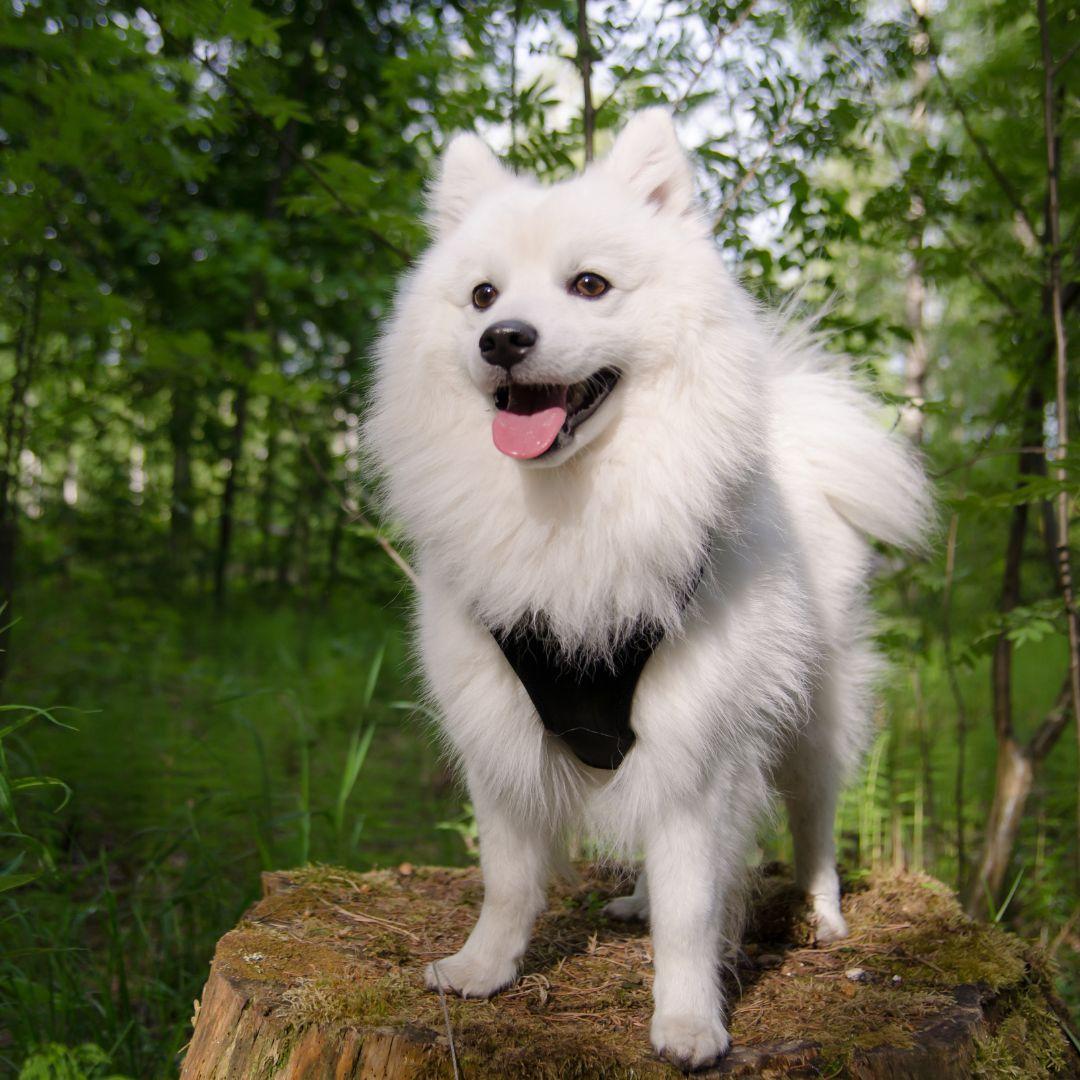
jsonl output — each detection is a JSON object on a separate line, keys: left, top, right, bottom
{"left": 364, "top": 109, "right": 932, "bottom": 1070}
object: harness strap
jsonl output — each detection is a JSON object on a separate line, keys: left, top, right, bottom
{"left": 492, "top": 621, "right": 663, "bottom": 770}
{"left": 489, "top": 562, "right": 706, "bottom": 770}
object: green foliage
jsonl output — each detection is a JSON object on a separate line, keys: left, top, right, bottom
{"left": 17, "top": 1042, "right": 131, "bottom": 1080}
{"left": 0, "top": 700, "right": 76, "bottom": 893}
{"left": 437, "top": 802, "right": 481, "bottom": 860}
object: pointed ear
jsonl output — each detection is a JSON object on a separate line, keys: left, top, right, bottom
{"left": 427, "top": 133, "right": 511, "bottom": 236}
{"left": 601, "top": 109, "right": 695, "bottom": 216}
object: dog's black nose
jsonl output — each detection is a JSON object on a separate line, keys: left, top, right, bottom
{"left": 479, "top": 320, "right": 538, "bottom": 370}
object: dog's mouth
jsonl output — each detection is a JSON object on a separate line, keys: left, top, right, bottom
{"left": 491, "top": 367, "right": 620, "bottom": 460}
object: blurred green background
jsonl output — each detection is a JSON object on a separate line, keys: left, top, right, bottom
{"left": 2, "top": 0, "right": 1078, "bottom": 1075}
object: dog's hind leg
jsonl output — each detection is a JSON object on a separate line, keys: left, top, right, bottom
{"left": 781, "top": 763, "right": 848, "bottom": 943}
{"left": 424, "top": 786, "right": 555, "bottom": 999}
{"left": 603, "top": 867, "right": 649, "bottom": 921}
{"left": 776, "top": 661, "right": 862, "bottom": 944}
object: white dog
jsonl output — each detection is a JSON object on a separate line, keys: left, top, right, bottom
{"left": 365, "top": 109, "right": 931, "bottom": 1069}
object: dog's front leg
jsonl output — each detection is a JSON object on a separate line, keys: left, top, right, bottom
{"left": 646, "top": 805, "right": 732, "bottom": 1070}
{"left": 425, "top": 789, "right": 552, "bottom": 999}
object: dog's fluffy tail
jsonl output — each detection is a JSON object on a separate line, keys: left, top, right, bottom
{"left": 771, "top": 329, "right": 935, "bottom": 552}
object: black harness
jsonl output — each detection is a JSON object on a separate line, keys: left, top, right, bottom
{"left": 489, "top": 566, "right": 705, "bottom": 771}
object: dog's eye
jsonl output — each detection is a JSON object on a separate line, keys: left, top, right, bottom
{"left": 471, "top": 282, "right": 498, "bottom": 310}
{"left": 570, "top": 272, "right": 610, "bottom": 299}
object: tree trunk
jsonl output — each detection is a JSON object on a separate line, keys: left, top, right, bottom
{"left": 901, "top": 3, "right": 931, "bottom": 445}
{"left": 181, "top": 863, "right": 1074, "bottom": 1079}
{"left": 576, "top": 0, "right": 595, "bottom": 162}
{"left": 274, "top": 444, "right": 306, "bottom": 592}
{"left": 294, "top": 475, "right": 313, "bottom": 593}
{"left": 0, "top": 268, "right": 43, "bottom": 687}
{"left": 966, "top": 385, "right": 1044, "bottom": 913}
{"left": 1037, "top": 0, "right": 1080, "bottom": 887}
{"left": 169, "top": 384, "right": 196, "bottom": 582}
{"left": 964, "top": 737, "right": 1033, "bottom": 917}
{"left": 901, "top": 246, "right": 928, "bottom": 443}
{"left": 966, "top": 22, "right": 1080, "bottom": 906}
{"left": 256, "top": 399, "right": 281, "bottom": 585}
{"left": 509, "top": 0, "right": 522, "bottom": 164}
{"left": 942, "top": 515, "right": 970, "bottom": 890}
{"left": 0, "top": 516, "right": 16, "bottom": 687}
{"left": 213, "top": 382, "right": 250, "bottom": 608}
{"left": 324, "top": 503, "right": 344, "bottom": 598}
{"left": 899, "top": 51, "right": 936, "bottom": 848}
{"left": 212, "top": 104, "right": 293, "bottom": 607}
{"left": 275, "top": 523, "right": 295, "bottom": 591}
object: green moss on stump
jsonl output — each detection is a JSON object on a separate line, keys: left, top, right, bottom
{"left": 187, "top": 863, "right": 1075, "bottom": 1078}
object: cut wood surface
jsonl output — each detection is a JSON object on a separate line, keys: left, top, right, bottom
{"left": 180, "top": 863, "right": 1077, "bottom": 1078}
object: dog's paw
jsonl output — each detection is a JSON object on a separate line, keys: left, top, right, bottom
{"left": 424, "top": 951, "right": 518, "bottom": 999}
{"left": 810, "top": 897, "right": 849, "bottom": 944}
{"left": 604, "top": 893, "right": 649, "bottom": 921}
{"left": 650, "top": 1012, "right": 731, "bottom": 1071}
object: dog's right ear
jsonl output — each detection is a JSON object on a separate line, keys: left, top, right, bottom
{"left": 427, "top": 133, "right": 511, "bottom": 237}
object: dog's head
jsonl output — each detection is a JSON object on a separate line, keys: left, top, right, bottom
{"left": 411, "top": 109, "right": 720, "bottom": 468}
{"left": 369, "top": 110, "right": 764, "bottom": 640}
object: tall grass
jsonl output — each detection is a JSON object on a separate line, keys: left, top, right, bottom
{"left": 1, "top": 703, "right": 75, "bottom": 893}
{"left": 0, "top": 586, "right": 461, "bottom": 1077}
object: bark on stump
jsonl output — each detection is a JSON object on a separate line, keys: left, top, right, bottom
{"left": 181, "top": 863, "right": 1077, "bottom": 1079}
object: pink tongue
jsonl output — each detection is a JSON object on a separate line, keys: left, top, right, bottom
{"left": 492, "top": 385, "right": 568, "bottom": 459}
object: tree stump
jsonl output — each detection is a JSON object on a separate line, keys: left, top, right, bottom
{"left": 181, "top": 863, "right": 1077, "bottom": 1078}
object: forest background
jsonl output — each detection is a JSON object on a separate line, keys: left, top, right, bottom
{"left": 2, "top": 0, "right": 1079, "bottom": 1075}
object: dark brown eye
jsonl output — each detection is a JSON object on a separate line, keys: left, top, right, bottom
{"left": 570, "top": 271, "right": 610, "bottom": 299}
{"left": 472, "top": 282, "right": 498, "bottom": 310}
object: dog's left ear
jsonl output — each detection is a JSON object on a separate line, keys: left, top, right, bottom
{"left": 601, "top": 109, "right": 694, "bottom": 216}
{"left": 427, "top": 133, "right": 512, "bottom": 237}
